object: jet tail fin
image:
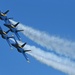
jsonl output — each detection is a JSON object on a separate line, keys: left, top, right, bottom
{"left": 14, "top": 22, "right": 20, "bottom": 27}
{"left": 3, "top": 10, "right": 9, "bottom": 14}
{"left": 21, "top": 43, "right": 27, "bottom": 47}
{"left": 5, "top": 30, "right": 10, "bottom": 34}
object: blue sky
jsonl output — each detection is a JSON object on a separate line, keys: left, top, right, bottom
{"left": 0, "top": 0, "right": 75, "bottom": 75}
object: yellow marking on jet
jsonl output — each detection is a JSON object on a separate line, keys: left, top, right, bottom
{"left": 11, "top": 25, "right": 15, "bottom": 28}
{"left": 1, "top": 13, "right": 6, "bottom": 16}
{"left": 3, "top": 32, "right": 6, "bottom": 34}
{"left": 19, "top": 45, "right": 22, "bottom": 48}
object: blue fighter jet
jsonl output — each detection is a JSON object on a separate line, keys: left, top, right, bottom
{"left": 0, "top": 26, "right": 14, "bottom": 48}
{"left": 0, "top": 10, "right": 10, "bottom": 22}
{"left": 11, "top": 39, "right": 31, "bottom": 62}
{"left": 0, "top": 10, "right": 12, "bottom": 24}
{"left": 4, "top": 22, "right": 23, "bottom": 41}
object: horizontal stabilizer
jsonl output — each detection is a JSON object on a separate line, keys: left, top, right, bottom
{"left": 24, "top": 50, "right": 31, "bottom": 53}
{"left": 8, "top": 17, "right": 13, "bottom": 19}
{"left": 17, "top": 30, "right": 24, "bottom": 32}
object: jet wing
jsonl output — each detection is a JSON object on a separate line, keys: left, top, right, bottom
{"left": 4, "top": 24, "right": 12, "bottom": 28}
{"left": 22, "top": 53, "right": 30, "bottom": 63}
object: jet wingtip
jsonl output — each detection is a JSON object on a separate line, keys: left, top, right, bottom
{"left": 10, "top": 47, "right": 13, "bottom": 50}
{"left": 27, "top": 60, "right": 30, "bottom": 63}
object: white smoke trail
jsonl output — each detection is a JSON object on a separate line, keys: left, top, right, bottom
{"left": 10, "top": 33, "right": 75, "bottom": 75}
{"left": 10, "top": 20, "right": 75, "bottom": 59}
{"left": 17, "top": 41, "right": 75, "bottom": 75}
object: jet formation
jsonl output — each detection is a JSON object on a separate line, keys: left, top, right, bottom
{"left": 0, "top": 10, "right": 31, "bottom": 62}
